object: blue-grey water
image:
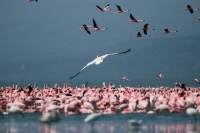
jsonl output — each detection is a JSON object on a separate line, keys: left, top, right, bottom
{"left": 0, "top": 113, "right": 200, "bottom": 133}
{"left": 0, "top": 0, "right": 200, "bottom": 88}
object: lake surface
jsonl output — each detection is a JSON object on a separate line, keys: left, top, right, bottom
{"left": 0, "top": 113, "right": 200, "bottom": 133}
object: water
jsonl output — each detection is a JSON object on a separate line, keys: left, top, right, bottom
{"left": 0, "top": 113, "right": 200, "bottom": 133}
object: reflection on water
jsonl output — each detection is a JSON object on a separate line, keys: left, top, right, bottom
{"left": 0, "top": 114, "right": 200, "bottom": 133}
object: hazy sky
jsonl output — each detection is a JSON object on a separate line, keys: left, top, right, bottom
{"left": 0, "top": 0, "right": 200, "bottom": 88}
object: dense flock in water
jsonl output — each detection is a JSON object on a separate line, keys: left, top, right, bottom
{"left": 0, "top": 83, "right": 200, "bottom": 123}
{"left": 1, "top": 0, "right": 199, "bottom": 125}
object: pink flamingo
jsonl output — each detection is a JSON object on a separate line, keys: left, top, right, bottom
{"left": 96, "top": 4, "right": 110, "bottom": 12}
{"left": 124, "top": 14, "right": 145, "bottom": 23}
{"left": 182, "top": 5, "right": 199, "bottom": 14}
{"left": 92, "top": 19, "right": 107, "bottom": 31}
{"left": 78, "top": 24, "right": 91, "bottom": 35}
{"left": 157, "top": 28, "right": 178, "bottom": 35}
{"left": 25, "top": 0, "right": 38, "bottom": 4}
{"left": 138, "top": 23, "right": 155, "bottom": 35}
{"left": 114, "top": 5, "right": 130, "bottom": 13}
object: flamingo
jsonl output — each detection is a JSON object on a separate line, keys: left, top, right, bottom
{"left": 157, "top": 28, "right": 178, "bottom": 35}
{"left": 183, "top": 5, "right": 199, "bottom": 14}
{"left": 96, "top": 4, "right": 110, "bottom": 12}
{"left": 193, "top": 18, "right": 200, "bottom": 22}
{"left": 138, "top": 23, "right": 155, "bottom": 35}
{"left": 122, "top": 77, "right": 130, "bottom": 81}
{"left": 25, "top": 0, "right": 38, "bottom": 4}
{"left": 92, "top": 19, "right": 107, "bottom": 31}
{"left": 194, "top": 79, "right": 200, "bottom": 84}
{"left": 175, "top": 82, "right": 181, "bottom": 87}
{"left": 130, "top": 32, "right": 143, "bottom": 39}
{"left": 186, "top": 107, "right": 198, "bottom": 122}
{"left": 124, "top": 14, "right": 145, "bottom": 23}
{"left": 78, "top": 24, "right": 91, "bottom": 35}
{"left": 114, "top": 5, "right": 130, "bottom": 13}
{"left": 156, "top": 104, "right": 170, "bottom": 113}
{"left": 69, "top": 49, "right": 131, "bottom": 79}
{"left": 156, "top": 73, "right": 164, "bottom": 78}
{"left": 84, "top": 113, "right": 102, "bottom": 132}
{"left": 7, "top": 106, "right": 24, "bottom": 117}
{"left": 39, "top": 109, "right": 59, "bottom": 123}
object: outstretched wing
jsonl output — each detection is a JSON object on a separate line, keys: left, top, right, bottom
{"left": 93, "top": 18, "right": 98, "bottom": 28}
{"left": 96, "top": 5, "right": 103, "bottom": 10}
{"left": 104, "top": 4, "right": 110, "bottom": 10}
{"left": 130, "top": 14, "right": 136, "bottom": 20}
{"left": 69, "top": 60, "right": 95, "bottom": 80}
{"left": 101, "top": 49, "right": 131, "bottom": 59}
{"left": 187, "top": 5, "right": 191, "bottom": 8}
{"left": 164, "top": 28, "right": 169, "bottom": 32}
{"left": 84, "top": 27, "right": 91, "bottom": 34}
{"left": 143, "top": 30, "right": 147, "bottom": 35}
{"left": 144, "top": 23, "right": 148, "bottom": 28}
{"left": 137, "top": 32, "right": 141, "bottom": 36}
{"left": 116, "top": 5, "right": 122, "bottom": 11}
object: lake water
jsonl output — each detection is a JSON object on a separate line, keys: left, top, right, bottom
{"left": 0, "top": 113, "right": 200, "bottom": 133}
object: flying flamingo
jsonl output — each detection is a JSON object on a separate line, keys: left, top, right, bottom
{"left": 25, "top": 0, "right": 38, "bottom": 4}
{"left": 194, "top": 78, "right": 200, "bottom": 83}
{"left": 193, "top": 18, "right": 200, "bottom": 22}
{"left": 121, "top": 77, "right": 130, "bottom": 81}
{"left": 114, "top": 5, "right": 130, "bottom": 13}
{"left": 78, "top": 24, "right": 91, "bottom": 35}
{"left": 130, "top": 32, "right": 143, "bottom": 39}
{"left": 138, "top": 23, "right": 155, "bottom": 35}
{"left": 156, "top": 73, "right": 164, "bottom": 78}
{"left": 69, "top": 49, "right": 131, "bottom": 79}
{"left": 124, "top": 14, "right": 145, "bottom": 23}
{"left": 182, "top": 5, "right": 199, "bottom": 14}
{"left": 157, "top": 28, "right": 178, "bottom": 35}
{"left": 96, "top": 4, "right": 110, "bottom": 12}
{"left": 92, "top": 19, "right": 107, "bottom": 31}
{"left": 175, "top": 82, "right": 181, "bottom": 87}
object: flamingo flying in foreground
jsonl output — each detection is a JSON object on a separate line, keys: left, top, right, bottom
{"left": 114, "top": 5, "right": 130, "bottom": 13}
{"left": 78, "top": 24, "right": 91, "bottom": 35}
{"left": 124, "top": 14, "right": 145, "bottom": 23}
{"left": 69, "top": 49, "right": 131, "bottom": 79}
{"left": 96, "top": 4, "right": 110, "bottom": 12}
{"left": 92, "top": 19, "right": 107, "bottom": 31}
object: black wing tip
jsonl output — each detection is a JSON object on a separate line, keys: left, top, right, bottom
{"left": 125, "top": 49, "right": 131, "bottom": 53}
